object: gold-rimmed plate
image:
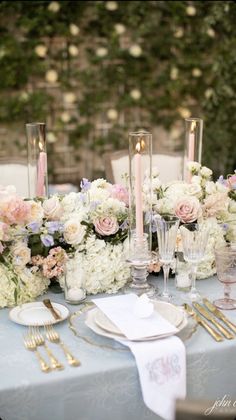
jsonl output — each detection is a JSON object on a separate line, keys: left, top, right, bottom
{"left": 9, "top": 301, "right": 69, "bottom": 326}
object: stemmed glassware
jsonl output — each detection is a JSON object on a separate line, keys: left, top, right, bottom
{"left": 214, "top": 244, "right": 236, "bottom": 310}
{"left": 155, "top": 215, "right": 180, "bottom": 302}
{"left": 180, "top": 222, "right": 209, "bottom": 301}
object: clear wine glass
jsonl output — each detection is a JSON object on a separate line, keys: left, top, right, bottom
{"left": 214, "top": 244, "right": 236, "bottom": 310}
{"left": 180, "top": 222, "right": 209, "bottom": 301}
{"left": 155, "top": 215, "right": 180, "bottom": 302}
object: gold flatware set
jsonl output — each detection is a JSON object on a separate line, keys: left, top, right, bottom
{"left": 23, "top": 300, "right": 80, "bottom": 373}
{"left": 184, "top": 298, "right": 236, "bottom": 342}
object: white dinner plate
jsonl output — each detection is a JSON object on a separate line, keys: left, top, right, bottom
{"left": 94, "top": 300, "right": 184, "bottom": 336}
{"left": 86, "top": 307, "right": 188, "bottom": 342}
{"left": 9, "top": 301, "right": 69, "bottom": 326}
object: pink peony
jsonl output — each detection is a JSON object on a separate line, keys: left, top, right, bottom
{"left": 110, "top": 184, "right": 129, "bottom": 206}
{"left": 0, "top": 196, "right": 30, "bottom": 225}
{"left": 175, "top": 196, "right": 201, "bottom": 223}
{"left": 94, "top": 216, "right": 119, "bottom": 236}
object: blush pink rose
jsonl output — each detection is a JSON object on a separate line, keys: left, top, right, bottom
{"left": 175, "top": 196, "right": 201, "bottom": 223}
{"left": 94, "top": 216, "right": 119, "bottom": 236}
{"left": 0, "top": 196, "right": 30, "bottom": 225}
{"left": 43, "top": 196, "right": 63, "bottom": 220}
{"left": 110, "top": 184, "right": 129, "bottom": 206}
{"left": 227, "top": 175, "right": 236, "bottom": 190}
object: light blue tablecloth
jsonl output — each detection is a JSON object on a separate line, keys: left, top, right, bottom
{"left": 1, "top": 275, "right": 236, "bottom": 420}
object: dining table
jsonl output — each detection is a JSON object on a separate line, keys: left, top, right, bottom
{"left": 1, "top": 274, "right": 236, "bottom": 420}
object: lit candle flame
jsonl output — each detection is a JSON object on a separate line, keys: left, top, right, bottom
{"left": 135, "top": 138, "right": 145, "bottom": 153}
{"left": 190, "top": 120, "right": 196, "bottom": 133}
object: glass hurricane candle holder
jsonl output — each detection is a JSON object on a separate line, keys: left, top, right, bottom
{"left": 125, "top": 131, "right": 154, "bottom": 296}
{"left": 26, "top": 122, "right": 48, "bottom": 198}
{"left": 64, "top": 254, "right": 86, "bottom": 305}
{"left": 183, "top": 118, "right": 203, "bottom": 182}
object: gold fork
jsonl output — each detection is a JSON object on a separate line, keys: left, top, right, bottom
{"left": 23, "top": 333, "right": 51, "bottom": 373}
{"left": 45, "top": 324, "right": 81, "bottom": 367}
{"left": 30, "top": 326, "right": 64, "bottom": 371}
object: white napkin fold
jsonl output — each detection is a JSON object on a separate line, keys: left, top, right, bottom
{"left": 92, "top": 293, "right": 178, "bottom": 340}
{"left": 118, "top": 335, "right": 186, "bottom": 420}
{"left": 92, "top": 293, "right": 186, "bottom": 420}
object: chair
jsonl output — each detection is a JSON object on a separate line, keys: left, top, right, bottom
{"left": 104, "top": 150, "right": 183, "bottom": 185}
{"left": 0, "top": 157, "right": 30, "bottom": 197}
{"left": 175, "top": 398, "right": 236, "bottom": 420}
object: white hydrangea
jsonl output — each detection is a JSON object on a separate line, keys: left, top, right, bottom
{"left": 0, "top": 265, "right": 49, "bottom": 308}
{"left": 59, "top": 236, "right": 130, "bottom": 294}
{"left": 205, "top": 181, "right": 217, "bottom": 195}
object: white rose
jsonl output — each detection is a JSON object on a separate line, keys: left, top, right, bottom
{"left": 200, "top": 166, "right": 213, "bottom": 179}
{"left": 205, "top": 181, "right": 217, "bottom": 195}
{"left": 47, "top": 132, "right": 57, "bottom": 143}
{"left": 63, "top": 92, "right": 76, "bottom": 104}
{"left": 68, "top": 45, "right": 79, "bottom": 56}
{"left": 35, "top": 45, "right": 47, "bottom": 58}
{"left": 69, "top": 24, "right": 80, "bottom": 36}
{"left": 205, "top": 88, "right": 214, "bottom": 99}
{"left": 96, "top": 47, "right": 108, "bottom": 57}
{"left": 114, "top": 23, "right": 126, "bottom": 35}
{"left": 187, "top": 161, "right": 201, "bottom": 173}
{"left": 12, "top": 242, "right": 31, "bottom": 267}
{"left": 61, "top": 112, "right": 71, "bottom": 123}
{"left": 215, "top": 181, "right": 229, "bottom": 193}
{"left": 170, "top": 67, "right": 179, "bottom": 80}
{"left": 43, "top": 196, "right": 63, "bottom": 220}
{"left": 191, "top": 175, "right": 202, "bottom": 185}
{"left": 152, "top": 177, "right": 162, "bottom": 191}
{"left": 107, "top": 108, "right": 118, "bottom": 120}
{"left": 64, "top": 219, "right": 86, "bottom": 245}
{"left": 129, "top": 44, "right": 142, "bottom": 57}
{"left": 105, "top": 1, "right": 118, "bottom": 11}
{"left": 186, "top": 5, "right": 196, "bottom": 16}
{"left": 192, "top": 68, "right": 202, "bottom": 77}
{"left": 48, "top": 1, "right": 60, "bottom": 13}
{"left": 130, "top": 89, "right": 141, "bottom": 100}
{"left": 27, "top": 200, "right": 44, "bottom": 222}
{"left": 174, "top": 27, "right": 184, "bottom": 38}
{"left": 207, "top": 28, "right": 215, "bottom": 38}
{"left": 187, "top": 183, "right": 202, "bottom": 198}
{"left": 45, "top": 69, "right": 58, "bottom": 83}
{"left": 178, "top": 107, "right": 191, "bottom": 118}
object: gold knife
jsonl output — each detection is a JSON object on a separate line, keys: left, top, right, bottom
{"left": 43, "top": 299, "right": 61, "bottom": 321}
{"left": 184, "top": 303, "right": 224, "bottom": 342}
{"left": 193, "top": 302, "right": 234, "bottom": 340}
{"left": 203, "top": 298, "right": 236, "bottom": 334}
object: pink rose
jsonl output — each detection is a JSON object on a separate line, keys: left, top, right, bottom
{"left": 94, "top": 216, "right": 119, "bottom": 236}
{"left": 227, "top": 175, "right": 236, "bottom": 190}
{"left": 110, "top": 184, "right": 129, "bottom": 206}
{"left": 0, "top": 196, "right": 30, "bottom": 225}
{"left": 43, "top": 196, "right": 63, "bottom": 220}
{"left": 175, "top": 196, "right": 201, "bottom": 223}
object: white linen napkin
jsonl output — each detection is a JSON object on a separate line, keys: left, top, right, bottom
{"left": 92, "top": 293, "right": 186, "bottom": 420}
{"left": 119, "top": 336, "right": 186, "bottom": 420}
{"left": 92, "top": 293, "right": 178, "bottom": 340}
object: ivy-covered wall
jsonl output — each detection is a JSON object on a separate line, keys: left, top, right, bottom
{"left": 0, "top": 0, "right": 235, "bottom": 180}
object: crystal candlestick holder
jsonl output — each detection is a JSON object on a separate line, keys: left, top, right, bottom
{"left": 125, "top": 232, "right": 155, "bottom": 296}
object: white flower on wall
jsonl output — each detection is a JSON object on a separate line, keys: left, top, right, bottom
{"left": 63, "top": 92, "right": 76, "bottom": 104}
{"left": 105, "top": 1, "right": 118, "bottom": 11}
{"left": 68, "top": 45, "right": 79, "bottom": 57}
{"left": 130, "top": 89, "right": 141, "bottom": 100}
{"left": 69, "top": 23, "right": 80, "bottom": 36}
{"left": 107, "top": 109, "right": 118, "bottom": 120}
{"left": 114, "top": 23, "right": 126, "bottom": 35}
{"left": 48, "top": 1, "right": 60, "bottom": 13}
{"left": 96, "top": 47, "right": 108, "bottom": 57}
{"left": 129, "top": 44, "right": 142, "bottom": 57}
{"left": 186, "top": 5, "right": 196, "bottom": 16}
{"left": 35, "top": 45, "right": 47, "bottom": 58}
{"left": 45, "top": 69, "right": 58, "bottom": 83}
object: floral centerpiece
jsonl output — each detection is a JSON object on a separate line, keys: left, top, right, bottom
{"left": 0, "top": 164, "right": 235, "bottom": 308}
{"left": 0, "top": 180, "right": 130, "bottom": 308}
{"left": 145, "top": 163, "right": 236, "bottom": 279}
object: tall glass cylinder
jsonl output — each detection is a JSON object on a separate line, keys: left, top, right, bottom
{"left": 126, "top": 131, "right": 154, "bottom": 295}
{"left": 26, "top": 122, "right": 48, "bottom": 198}
{"left": 183, "top": 118, "right": 203, "bottom": 182}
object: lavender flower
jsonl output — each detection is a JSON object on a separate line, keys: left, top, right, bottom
{"left": 45, "top": 221, "right": 64, "bottom": 234}
{"left": 27, "top": 222, "right": 41, "bottom": 234}
{"left": 40, "top": 234, "right": 54, "bottom": 247}
{"left": 80, "top": 178, "right": 91, "bottom": 192}
{"left": 119, "top": 220, "right": 129, "bottom": 231}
